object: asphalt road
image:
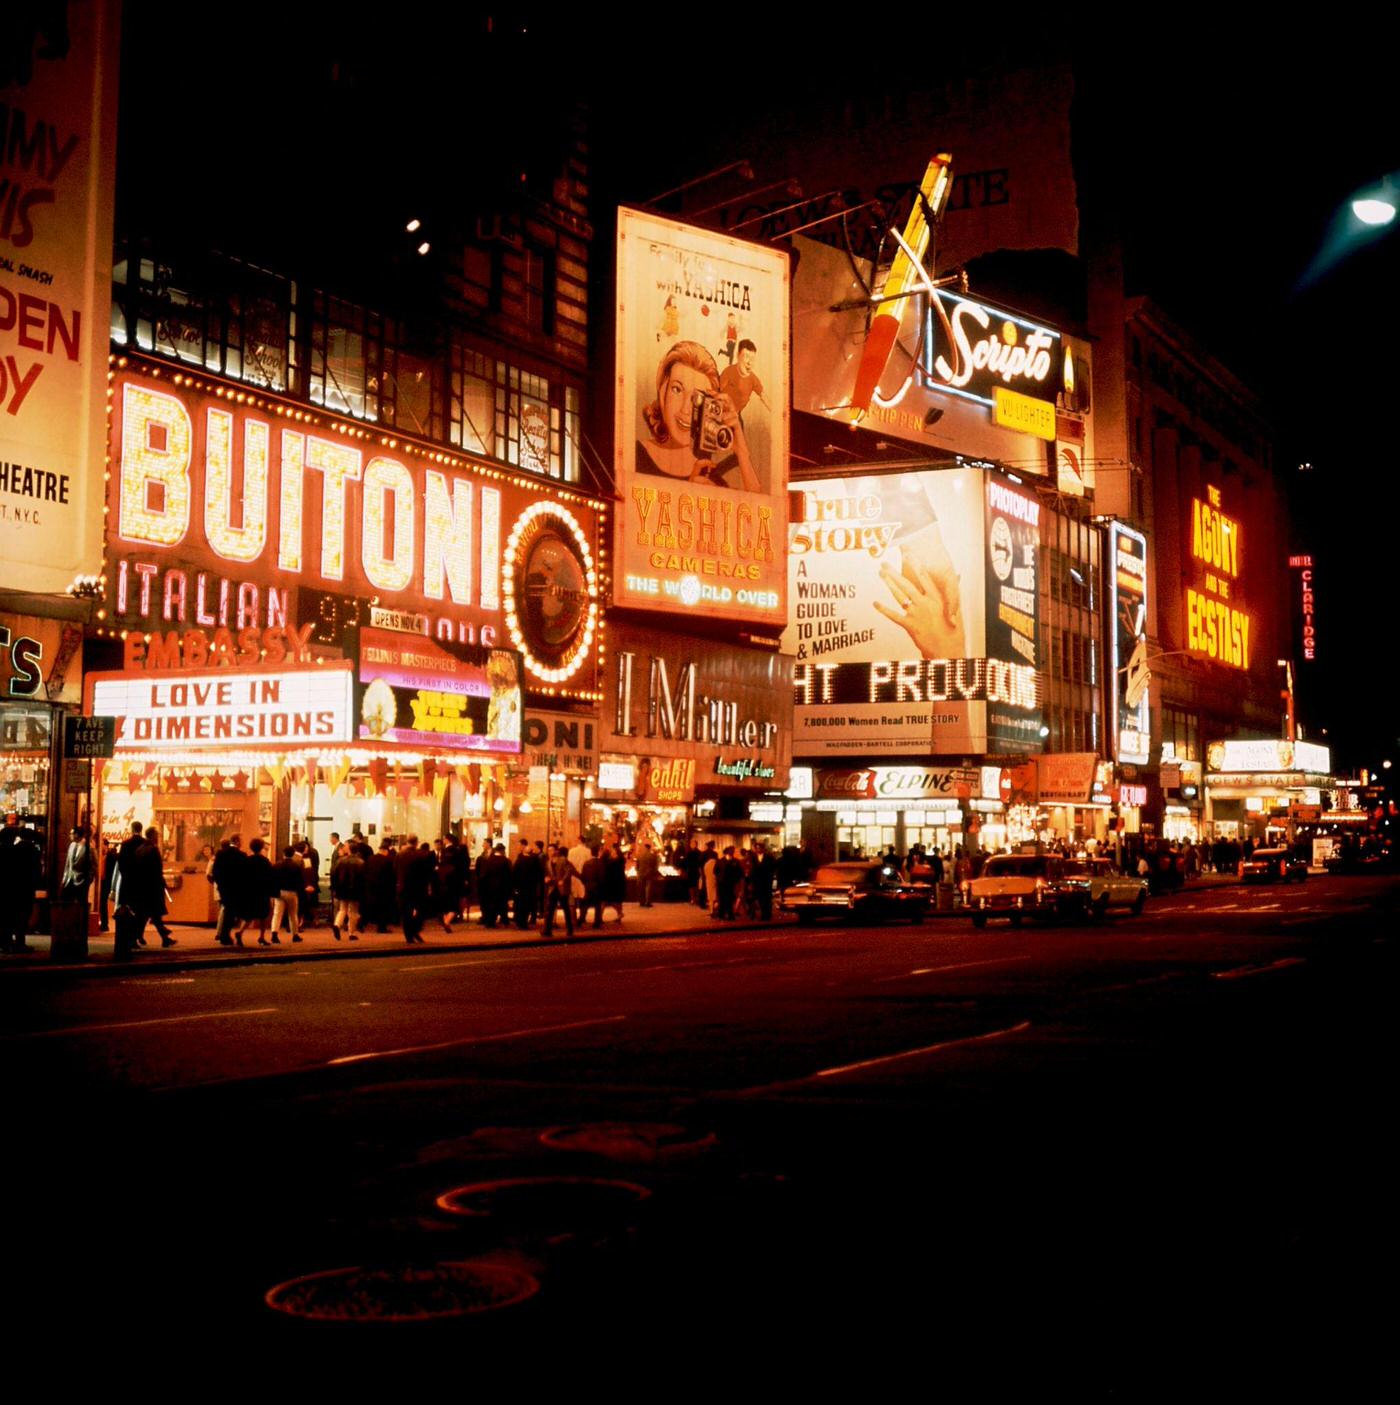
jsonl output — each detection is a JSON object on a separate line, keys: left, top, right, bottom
{"left": 7, "top": 875, "right": 1395, "bottom": 1386}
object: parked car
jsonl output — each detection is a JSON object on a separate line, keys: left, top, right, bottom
{"left": 965, "top": 854, "right": 1091, "bottom": 928}
{"left": 780, "top": 862, "right": 929, "bottom": 925}
{"left": 1240, "top": 848, "right": 1308, "bottom": 883}
{"left": 1063, "top": 858, "right": 1148, "bottom": 917}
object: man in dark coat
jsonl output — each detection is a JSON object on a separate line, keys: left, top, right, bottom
{"left": 437, "top": 837, "right": 468, "bottom": 930}
{"left": 716, "top": 846, "right": 742, "bottom": 920}
{"left": 330, "top": 841, "right": 365, "bottom": 939}
{"left": 751, "top": 843, "right": 776, "bottom": 921}
{"left": 141, "top": 827, "right": 176, "bottom": 944}
{"left": 0, "top": 814, "right": 42, "bottom": 954}
{"left": 239, "top": 837, "right": 276, "bottom": 945}
{"left": 542, "top": 844, "right": 577, "bottom": 938}
{"left": 363, "top": 839, "right": 397, "bottom": 931}
{"left": 602, "top": 842, "right": 626, "bottom": 922}
{"left": 400, "top": 841, "right": 438, "bottom": 944}
{"left": 210, "top": 835, "right": 247, "bottom": 946}
{"left": 476, "top": 843, "right": 513, "bottom": 928}
{"left": 580, "top": 845, "right": 606, "bottom": 928}
{"left": 111, "top": 820, "right": 147, "bottom": 957}
{"left": 512, "top": 840, "right": 540, "bottom": 929}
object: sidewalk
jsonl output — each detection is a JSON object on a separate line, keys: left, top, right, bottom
{"left": 2, "top": 871, "right": 1252, "bottom": 976}
{"left": 0, "top": 900, "right": 808, "bottom": 977}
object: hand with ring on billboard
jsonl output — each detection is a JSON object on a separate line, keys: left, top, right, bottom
{"left": 874, "top": 545, "right": 965, "bottom": 659}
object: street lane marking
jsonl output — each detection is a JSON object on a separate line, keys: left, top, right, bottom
{"left": 1212, "top": 957, "right": 1306, "bottom": 981}
{"left": 324, "top": 1014, "right": 626, "bottom": 1067}
{"left": 392, "top": 957, "right": 542, "bottom": 973}
{"left": 118, "top": 977, "right": 196, "bottom": 986}
{"left": 7, "top": 1007, "right": 279, "bottom": 1040}
{"left": 814, "top": 1021, "right": 1032, "bottom": 1079}
{"left": 734, "top": 1020, "right": 1033, "bottom": 1096}
{"left": 875, "top": 956, "right": 1028, "bottom": 983}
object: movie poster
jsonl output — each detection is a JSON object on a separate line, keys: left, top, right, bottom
{"left": 1109, "top": 522, "right": 1149, "bottom": 764}
{"left": 614, "top": 208, "right": 789, "bottom": 629}
{"left": 0, "top": 1, "right": 120, "bottom": 593}
{"left": 783, "top": 467, "right": 1041, "bottom": 757}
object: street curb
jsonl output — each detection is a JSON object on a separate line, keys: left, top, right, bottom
{"left": 2, "top": 876, "right": 1257, "bottom": 979}
{"left": 0, "top": 904, "right": 974, "bottom": 979}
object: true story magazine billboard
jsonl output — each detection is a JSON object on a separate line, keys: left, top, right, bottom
{"left": 783, "top": 466, "right": 1041, "bottom": 757}
{"left": 613, "top": 208, "right": 789, "bottom": 631}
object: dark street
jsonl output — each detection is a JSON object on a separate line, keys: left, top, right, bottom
{"left": 7, "top": 876, "right": 1394, "bottom": 1385}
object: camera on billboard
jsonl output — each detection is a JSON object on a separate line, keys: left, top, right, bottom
{"left": 690, "top": 391, "right": 733, "bottom": 457}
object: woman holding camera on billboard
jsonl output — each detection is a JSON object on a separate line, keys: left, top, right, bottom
{"left": 637, "top": 340, "right": 762, "bottom": 493}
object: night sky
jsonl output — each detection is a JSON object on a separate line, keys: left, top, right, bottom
{"left": 117, "top": 11, "right": 1397, "bottom": 768}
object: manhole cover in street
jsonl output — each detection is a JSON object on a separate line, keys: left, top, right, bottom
{"left": 264, "top": 1260, "right": 538, "bottom": 1322}
{"left": 435, "top": 1176, "right": 651, "bottom": 1231}
{"left": 539, "top": 1122, "right": 717, "bottom": 1162}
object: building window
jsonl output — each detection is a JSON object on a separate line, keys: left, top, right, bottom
{"left": 113, "top": 248, "right": 295, "bottom": 393}
{"left": 450, "top": 344, "right": 496, "bottom": 457}
{"left": 309, "top": 295, "right": 383, "bottom": 422}
{"left": 521, "top": 242, "right": 556, "bottom": 336}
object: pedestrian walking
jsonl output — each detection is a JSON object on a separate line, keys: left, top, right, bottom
{"left": 0, "top": 813, "right": 42, "bottom": 954}
{"left": 602, "top": 841, "right": 626, "bottom": 922}
{"left": 635, "top": 842, "right": 660, "bottom": 908}
{"left": 400, "top": 841, "right": 437, "bottom": 944}
{"left": 239, "top": 837, "right": 276, "bottom": 946}
{"left": 542, "top": 843, "right": 578, "bottom": 938}
{"left": 60, "top": 824, "right": 96, "bottom": 906}
{"left": 330, "top": 841, "right": 365, "bottom": 939}
{"left": 513, "top": 840, "right": 541, "bottom": 929}
{"left": 209, "top": 836, "right": 246, "bottom": 946}
{"left": 271, "top": 846, "right": 304, "bottom": 941}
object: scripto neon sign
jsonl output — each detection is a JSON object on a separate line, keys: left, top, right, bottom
{"left": 1186, "top": 484, "right": 1252, "bottom": 670}
{"left": 1289, "top": 554, "right": 1317, "bottom": 661}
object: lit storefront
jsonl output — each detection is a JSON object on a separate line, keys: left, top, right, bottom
{"left": 1, "top": 613, "right": 87, "bottom": 888}
{"left": 88, "top": 355, "right": 603, "bottom": 897}
{"left": 1204, "top": 738, "right": 1333, "bottom": 841}
{"left": 595, "top": 620, "right": 792, "bottom": 854}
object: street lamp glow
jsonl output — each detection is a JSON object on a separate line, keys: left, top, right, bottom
{"left": 1352, "top": 197, "right": 1396, "bottom": 227}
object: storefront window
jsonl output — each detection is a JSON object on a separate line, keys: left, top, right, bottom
{"left": 1, "top": 702, "right": 54, "bottom": 883}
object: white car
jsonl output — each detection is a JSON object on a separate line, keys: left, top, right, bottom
{"left": 965, "top": 854, "right": 1091, "bottom": 928}
{"left": 1063, "top": 858, "right": 1148, "bottom": 917}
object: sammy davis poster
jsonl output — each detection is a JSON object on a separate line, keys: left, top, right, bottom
{"left": 614, "top": 208, "right": 789, "bottom": 629}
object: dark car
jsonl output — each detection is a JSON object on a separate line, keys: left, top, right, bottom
{"left": 780, "top": 862, "right": 929, "bottom": 925}
{"left": 1240, "top": 847, "right": 1308, "bottom": 883}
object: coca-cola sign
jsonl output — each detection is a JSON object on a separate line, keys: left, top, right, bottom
{"left": 816, "top": 765, "right": 977, "bottom": 801}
